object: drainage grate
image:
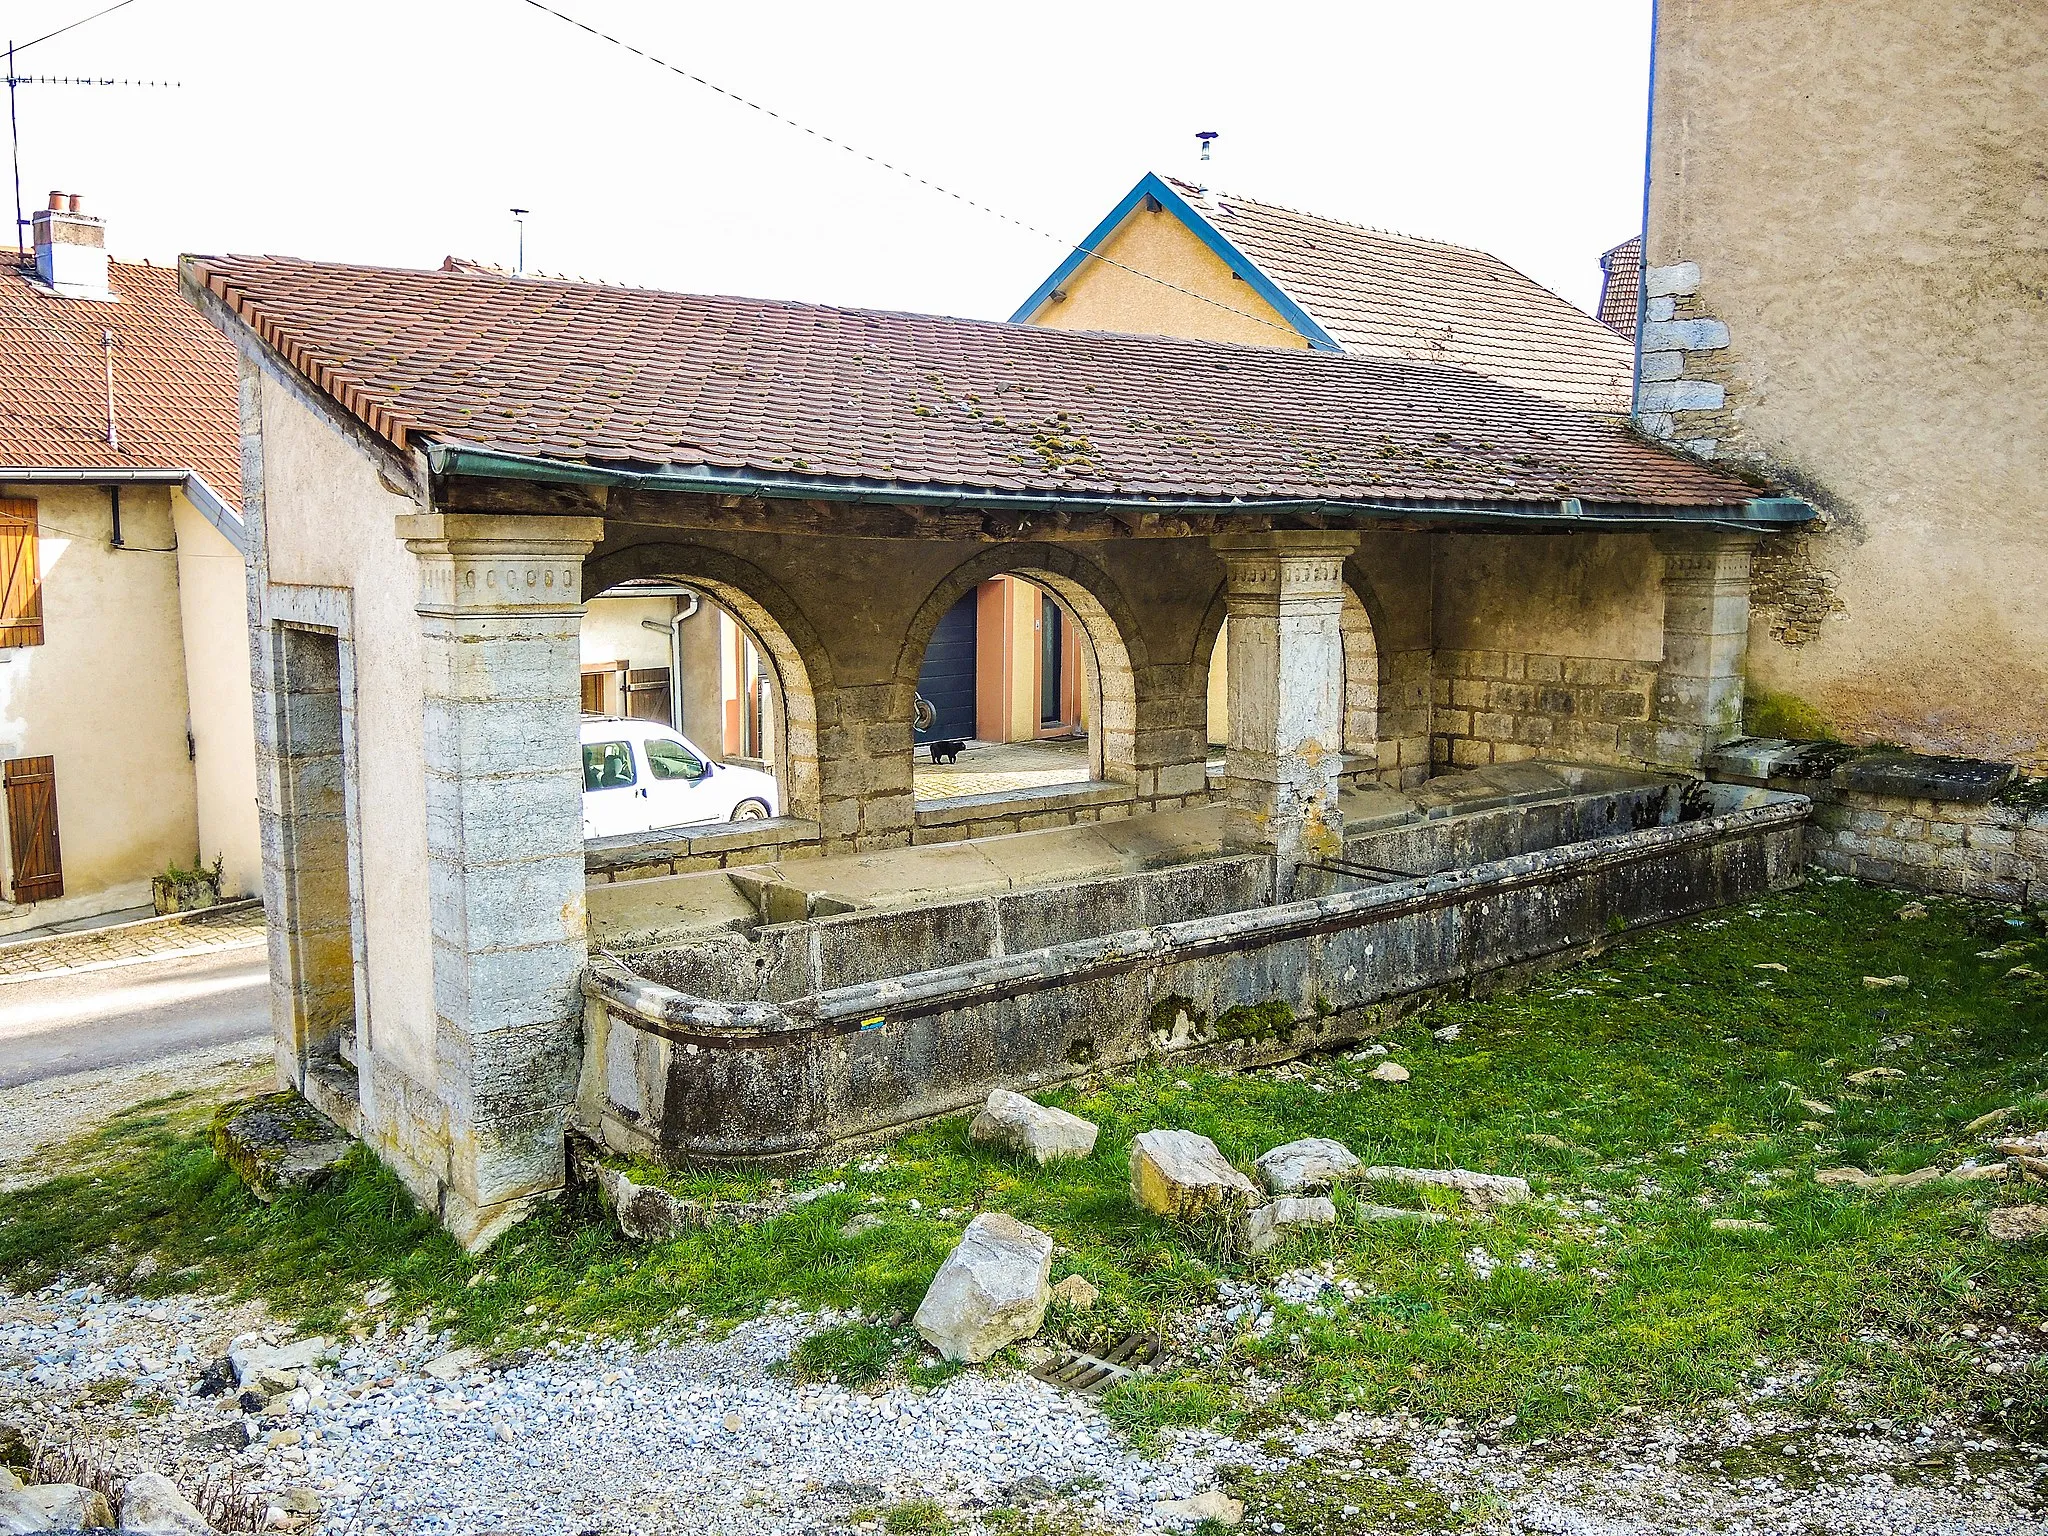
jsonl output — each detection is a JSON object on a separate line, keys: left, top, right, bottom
{"left": 1029, "top": 1332, "right": 1162, "bottom": 1395}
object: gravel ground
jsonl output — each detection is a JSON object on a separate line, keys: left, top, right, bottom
{"left": 0, "top": 1041, "right": 268, "bottom": 1184}
{"left": 3, "top": 1278, "right": 2044, "bottom": 1536}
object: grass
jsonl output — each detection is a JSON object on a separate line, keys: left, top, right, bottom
{"left": 4, "top": 878, "right": 2047, "bottom": 1447}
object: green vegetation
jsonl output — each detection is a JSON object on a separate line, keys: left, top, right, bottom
{"left": 881, "top": 1497, "right": 954, "bottom": 1535}
{"left": 1743, "top": 687, "right": 1834, "bottom": 742}
{"left": 4, "top": 879, "right": 2046, "bottom": 1445}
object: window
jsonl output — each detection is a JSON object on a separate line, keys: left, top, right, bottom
{"left": 644, "top": 737, "right": 706, "bottom": 781}
{"left": 583, "top": 741, "right": 636, "bottom": 791}
{"left": 0, "top": 499, "right": 43, "bottom": 648}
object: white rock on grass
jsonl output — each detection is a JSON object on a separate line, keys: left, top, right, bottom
{"left": 118, "top": 1473, "right": 216, "bottom": 1536}
{"left": 228, "top": 1334, "right": 331, "bottom": 1387}
{"left": 16, "top": 1486, "right": 112, "bottom": 1530}
{"left": 1050, "top": 1274, "right": 1100, "bottom": 1309}
{"left": 968, "top": 1090, "right": 1098, "bottom": 1165}
{"left": 1254, "top": 1137, "right": 1360, "bottom": 1195}
{"left": 1129, "top": 1131, "right": 1260, "bottom": 1219}
{"left": 1362, "top": 1165, "right": 1531, "bottom": 1211}
{"left": 913, "top": 1212, "right": 1054, "bottom": 1362}
{"left": 1242, "top": 1196, "right": 1337, "bottom": 1255}
{"left": 1155, "top": 1488, "right": 1246, "bottom": 1525}
{"left": 1368, "top": 1061, "right": 1411, "bottom": 1083}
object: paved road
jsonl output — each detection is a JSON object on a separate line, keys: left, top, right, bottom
{"left": 0, "top": 945, "right": 269, "bottom": 1089}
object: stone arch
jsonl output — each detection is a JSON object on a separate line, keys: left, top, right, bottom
{"left": 896, "top": 545, "right": 1145, "bottom": 785}
{"left": 1193, "top": 555, "right": 1395, "bottom": 769}
{"left": 582, "top": 543, "right": 830, "bottom": 820}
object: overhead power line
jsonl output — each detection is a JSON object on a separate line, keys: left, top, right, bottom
{"left": 513, "top": 0, "right": 1301, "bottom": 341}
{"left": 17, "top": 0, "right": 141, "bottom": 55}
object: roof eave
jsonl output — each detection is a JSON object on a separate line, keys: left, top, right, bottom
{"left": 425, "top": 443, "right": 1811, "bottom": 533}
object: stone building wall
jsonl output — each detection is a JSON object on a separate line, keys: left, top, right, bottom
{"left": 1712, "top": 740, "right": 2048, "bottom": 904}
{"left": 1643, "top": 0, "right": 2048, "bottom": 767}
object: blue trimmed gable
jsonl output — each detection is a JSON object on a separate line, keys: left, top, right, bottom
{"left": 1010, "top": 172, "right": 1343, "bottom": 352}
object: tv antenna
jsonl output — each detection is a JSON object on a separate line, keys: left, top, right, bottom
{"left": 510, "top": 207, "right": 529, "bottom": 274}
{"left": 7, "top": 2, "right": 178, "bottom": 261}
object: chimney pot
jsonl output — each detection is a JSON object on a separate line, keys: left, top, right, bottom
{"left": 67, "top": 194, "right": 83, "bottom": 214}
{"left": 47, "top": 191, "right": 65, "bottom": 211}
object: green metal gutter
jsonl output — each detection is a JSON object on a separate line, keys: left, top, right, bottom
{"left": 424, "top": 444, "right": 1814, "bottom": 533}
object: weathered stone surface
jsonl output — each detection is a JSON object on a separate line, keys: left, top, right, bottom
{"left": 968, "top": 1090, "right": 1098, "bottom": 1165}
{"left": 1129, "top": 1131, "right": 1260, "bottom": 1219}
{"left": 591, "top": 1164, "right": 701, "bottom": 1243}
{"left": 1861, "top": 974, "right": 1909, "bottom": 990}
{"left": 1816, "top": 1164, "right": 1944, "bottom": 1191}
{"left": 1255, "top": 1138, "right": 1360, "bottom": 1195}
{"left": 209, "top": 1093, "right": 352, "bottom": 1203}
{"left": 1242, "top": 1196, "right": 1337, "bottom": 1255}
{"left": 1710, "top": 1218, "right": 1775, "bottom": 1234}
{"left": 16, "top": 1486, "right": 111, "bottom": 1530}
{"left": 1050, "top": 1274, "right": 1100, "bottom": 1309}
{"left": 1361, "top": 1166, "right": 1530, "bottom": 1211}
{"left": 228, "top": 1335, "right": 332, "bottom": 1387}
{"left": 118, "top": 1472, "right": 215, "bottom": 1535}
{"left": 913, "top": 1213, "right": 1054, "bottom": 1363}
{"left": 1155, "top": 1489, "right": 1245, "bottom": 1526}
{"left": 1845, "top": 1067, "right": 1908, "bottom": 1085}
{"left": 1987, "top": 1206, "right": 2048, "bottom": 1243}
{"left": 0, "top": 1490, "right": 48, "bottom": 1534}
{"left": 423, "top": 1347, "right": 482, "bottom": 1382}
{"left": 1368, "top": 1061, "right": 1410, "bottom": 1084}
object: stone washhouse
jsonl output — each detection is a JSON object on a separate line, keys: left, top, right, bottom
{"left": 187, "top": 255, "right": 1814, "bottom": 1247}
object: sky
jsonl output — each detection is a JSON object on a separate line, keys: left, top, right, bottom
{"left": 3, "top": 0, "right": 1651, "bottom": 322}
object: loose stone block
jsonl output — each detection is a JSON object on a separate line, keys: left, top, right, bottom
{"left": 969, "top": 1089, "right": 1099, "bottom": 1165}
{"left": 1255, "top": 1137, "right": 1361, "bottom": 1194}
{"left": 210, "top": 1092, "right": 352, "bottom": 1203}
{"left": 117, "top": 1472, "right": 214, "bottom": 1536}
{"left": 1242, "top": 1195, "right": 1337, "bottom": 1254}
{"left": 1361, "top": 1165, "right": 1530, "bottom": 1211}
{"left": 913, "top": 1212, "right": 1054, "bottom": 1362}
{"left": 1130, "top": 1130, "right": 1260, "bottom": 1218}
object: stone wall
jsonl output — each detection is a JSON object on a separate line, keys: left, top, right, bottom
{"left": 1644, "top": 0, "right": 2048, "bottom": 766}
{"left": 1431, "top": 649, "right": 1659, "bottom": 771}
{"left": 1711, "top": 739, "right": 2048, "bottom": 904}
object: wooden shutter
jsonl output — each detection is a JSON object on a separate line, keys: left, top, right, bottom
{"left": 0, "top": 499, "right": 43, "bottom": 648}
{"left": 624, "top": 667, "right": 672, "bottom": 725}
{"left": 580, "top": 670, "right": 606, "bottom": 715}
{"left": 4, "top": 756, "right": 62, "bottom": 902}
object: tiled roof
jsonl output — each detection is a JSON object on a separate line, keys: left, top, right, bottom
{"left": 1597, "top": 235, "right": 1643, "bottom": 341}
{"left": 188, "top": 254, "right": 1758, "bottom": 512}
{"left": 1162, "top": 178, "right": 1636, "bottom": 412}
{"left": 0, "top": 257, "right": 241, "bottom": 506}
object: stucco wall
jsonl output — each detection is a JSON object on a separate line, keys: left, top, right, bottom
{"left": 0, "top": 481, "right": 199, "bottom": 922}
{"left": 1646, "top": 0, "right": 2048, "bottom": 766}
{"left": 1021, "top": 203, "right": 1310, "bottom": 349}
{"left": 581, "top": 595, "right": 678, "bottom": 673}
{"left": 172, "top": 496, "right": 259, "bottom": 898}
{"left": 256, "top": 372, "right": 437, "bottom": 1080}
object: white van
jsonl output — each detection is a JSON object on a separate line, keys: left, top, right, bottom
{"left": 580, "top": 718, "right": 779, "bottom": 839}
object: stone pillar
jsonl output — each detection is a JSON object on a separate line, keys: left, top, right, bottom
{"left": 1211, "top": 532, "right": 1359, "bottom": 877}
{"left": 398, "top": 511, "right": 605, "bottom": 1250}
{"left": 1639, "top": 531, "right": 1757, "bottom": 771}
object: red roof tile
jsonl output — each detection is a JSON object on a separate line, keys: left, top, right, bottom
{"left": 1597, "top": 236, "right": 1643, "bottom": 341}
{"left": 1164, "top": 179, "right": 1636, "bottom": 412}
{"left": 0, "top": 258, "right": 241, "bottom": 506}
{"left": 188, "top": 254, "right": 1757, "bottom": 512}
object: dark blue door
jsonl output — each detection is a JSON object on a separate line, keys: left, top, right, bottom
{"left": 916, "top": 593, "right": 978, "bottom": 743}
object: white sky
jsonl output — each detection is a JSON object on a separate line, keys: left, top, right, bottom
{"left": 4, "top": 0, "right": 1650, "bottom": 321}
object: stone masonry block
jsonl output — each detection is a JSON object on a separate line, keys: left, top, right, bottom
{"left": 1646, "top": 296, "right": 1676, "bottom": 323}
{"left": 1640, "top": 318, "right": 1729, "bottom": 353}
{"left": 1645, "top": 261, "right": 1701, "bottom": 298}
{"left": 1522, "top": 654, "right": 1563, "bottom": 683}
{"left": 1638, "top": 379, "right": 1728, "bottom": 413}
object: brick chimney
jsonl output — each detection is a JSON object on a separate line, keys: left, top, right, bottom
{"left": 33, "top": 192, "right": 110, "bottom": 300}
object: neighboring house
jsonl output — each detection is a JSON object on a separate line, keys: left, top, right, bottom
{"left": 1636, "top": 0, "right": 2046, "bottom": 767}
{"left": 1014, "top": 172, "right": 1635, "bottom": 410}
{"left": 0, "top": 192, "right": 257, "bottom": 931}
{"left": 1010, "top": 171, "right": 1640, "bottom": 747}
{"left": 1596, "top": 235, "right": 1641, "bottom": 341}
